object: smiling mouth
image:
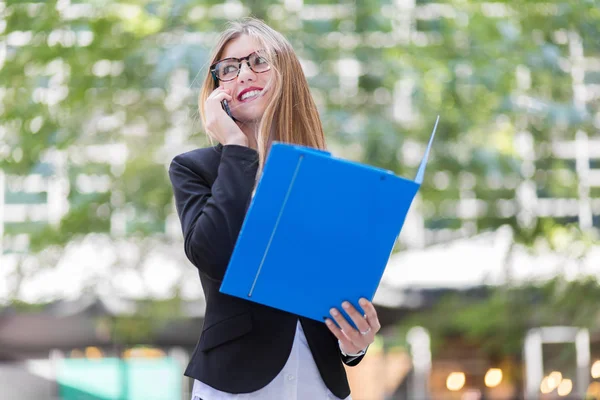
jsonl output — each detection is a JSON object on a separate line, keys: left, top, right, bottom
{"left": 238, "top": 89, "right": 263, "bottom": 102}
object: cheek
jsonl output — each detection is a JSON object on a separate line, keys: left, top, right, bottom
{"left": 259, "top": 71, "right": 274, "bottom": 89}
{"left": 261, "top": 91, "right": 274, "bottom": 107}
{"left": 260, "top": 78, "right": 274, "bottom": 101}
{"left": 222, "top": 82, "right": 237, "bottom": 94}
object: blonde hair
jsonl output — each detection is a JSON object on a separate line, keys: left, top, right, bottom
{"left": 198, "top": 17, "right": 327, "bottom": 170}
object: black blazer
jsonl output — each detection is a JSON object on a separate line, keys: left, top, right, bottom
{"left": 168, "top": 143, "right": 364, "bottom": 398}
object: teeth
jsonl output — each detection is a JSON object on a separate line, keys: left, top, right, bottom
{"left": 240, "top": 90, "right": 261, "bottom": 101}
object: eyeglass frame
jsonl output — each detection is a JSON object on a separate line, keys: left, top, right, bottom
{"left": 210, "top": 51, "right": 272, "bottom": 84}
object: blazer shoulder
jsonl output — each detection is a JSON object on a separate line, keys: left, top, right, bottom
{"left": 171, "top": 144, "right": 222, "bottom": 167}
{"left": 169, "top": 144, "right": 222, "bottom": 180}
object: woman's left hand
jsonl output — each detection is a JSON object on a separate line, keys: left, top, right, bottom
{"left": 325, "top": 298, "right": 381, "bottom": 355}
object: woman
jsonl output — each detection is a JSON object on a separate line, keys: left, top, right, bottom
{"left": 169, "top": 17, "right": 382, "bottom": 400}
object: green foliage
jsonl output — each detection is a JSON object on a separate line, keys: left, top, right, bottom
{"left": 95, "top": 297, "right": 184, "bottom": 344}
{"left": 2, "top": 0, "right": 599, "bottom": 297}
{"left": 395, "top": 277, "right": 600, "bottom": 359}
{"left": 4, "top": 299, "right": 51, "bottom": 313}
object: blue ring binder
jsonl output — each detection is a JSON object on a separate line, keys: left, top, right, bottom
{"left": 248, "top": 154, "right": 305, "bottom": 297}
{"left": 221, "top": 116, "right": 440, "bottom": 323}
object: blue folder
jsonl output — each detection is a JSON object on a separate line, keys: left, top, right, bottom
{"left": 220, "top": 116, "right": 440, "bottom": 323}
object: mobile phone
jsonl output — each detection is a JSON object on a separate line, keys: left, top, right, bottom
{"left": 221, "top": 99, "right": 234, "bottom": 119}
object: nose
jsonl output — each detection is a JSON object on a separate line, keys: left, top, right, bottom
{"left": 237, "top": 62, "right": 256, "bottom": 84}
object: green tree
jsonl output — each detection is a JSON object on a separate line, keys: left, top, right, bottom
{"left": 2, "top": 0, "right": 599, "bottom": 302}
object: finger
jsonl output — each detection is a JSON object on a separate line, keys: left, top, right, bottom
{"left": 209, "top": 87, "right": 231, "bottom": 97}
{"left": 208, "top": 87, "right": 231, "bottom": 99}
{"left": 207, "top": 91, "right": 233, "bottom": 104}
{"left": 330, "top": 307, "right": 364, "bottom": 345}
{"left": 360, "top": 298, "right": 381, "bottom": 332}
{"left": 324, "top": 318, "right": 361, "bottom": 353}
{"left": 342, "top": 301, "right": 371, "bottom": 333}
{"left": 324, "top": 318, "right": 345, "bottom": 341}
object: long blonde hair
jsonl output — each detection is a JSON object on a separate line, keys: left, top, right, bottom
{"left": 198, "top": 18, "right": 327, "bottom": 170}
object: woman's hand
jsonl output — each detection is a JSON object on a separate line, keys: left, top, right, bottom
{"left": 325, "top": 298, "right": 381, "bottom": 356}
{"left": 203, "top": 87, "right": 248, "bottom": 147}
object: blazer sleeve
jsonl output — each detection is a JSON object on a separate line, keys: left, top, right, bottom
{"left": 339, "top": 343, "right": 367, "bottom": 366}
{"left": 168, "top": 144, "right": 259, "bottom": 281}
{"left": 341, "top": 353, "right": 365, "bottom": 366}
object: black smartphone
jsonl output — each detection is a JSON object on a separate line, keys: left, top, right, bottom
{"left": 221, "top": 99, "right": 234, "bottom": 119}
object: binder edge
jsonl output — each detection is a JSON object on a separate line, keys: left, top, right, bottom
{"left": 414, "top": 115, "right": 440, "bottom": 185}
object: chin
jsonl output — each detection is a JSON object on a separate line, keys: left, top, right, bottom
{"left": 235, "top": 103, "right": 267, "bottom": 123}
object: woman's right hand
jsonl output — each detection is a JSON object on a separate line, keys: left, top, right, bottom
{"left": 204, "top": 87, "right": 248, "bottom": 147}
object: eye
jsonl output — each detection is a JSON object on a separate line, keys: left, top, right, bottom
{"left": 218, "top": 62, "right": 239, "bottom": 78}
{"left": 251, "top": 53, "right": 268, "bottom": 65}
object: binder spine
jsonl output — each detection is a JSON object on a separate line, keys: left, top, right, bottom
{"left": 248, "top": 154, "right": 305, "bottom": 297}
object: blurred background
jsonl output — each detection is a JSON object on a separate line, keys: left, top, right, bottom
{"left": 1, "top": 0, "right": 600, "bottom": 399}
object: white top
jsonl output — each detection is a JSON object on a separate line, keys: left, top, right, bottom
{"left": 191, "top": 320, "right": 352, "bottom": 400}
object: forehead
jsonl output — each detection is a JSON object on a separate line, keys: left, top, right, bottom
{"left": 220, "top": 34, "right": 262, "bottom": 59}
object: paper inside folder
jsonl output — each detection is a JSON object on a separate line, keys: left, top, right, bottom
{"left": 415, "top": 115, "right": 440, "bottom": 185}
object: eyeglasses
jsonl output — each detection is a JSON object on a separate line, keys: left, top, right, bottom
{"left": 210, "top": 51, "right": 271, "bottom": 83}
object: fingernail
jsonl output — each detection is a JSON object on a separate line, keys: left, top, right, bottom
{"left": 359, "top": 298, "right": 368, "bottom": 306}
{"left": 324, "top": 319, "right": 331, "bottom": 325}
{"left": 342, "top": 301, "right": 350, "bottom": 309}
{"left": 330, "top": 308, "right": 338, "bottom": 316}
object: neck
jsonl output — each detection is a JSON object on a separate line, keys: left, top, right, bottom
{"left": 238, "top": 120, "right": 260, "bottom": 150}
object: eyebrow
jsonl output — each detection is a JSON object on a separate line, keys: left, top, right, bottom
{"left": 217, "top": 49, "right": 264, "bottom": 62}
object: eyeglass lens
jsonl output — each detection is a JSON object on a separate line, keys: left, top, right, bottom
{"left": 214, "top": 53, "right": 270, "bottom": 82}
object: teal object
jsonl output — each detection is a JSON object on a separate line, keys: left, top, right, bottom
{"left": 220, "top": 117, "right": 439, "bottom": 323}
{"left": 57, "top": 358, "right": 182, "bottom": 400}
